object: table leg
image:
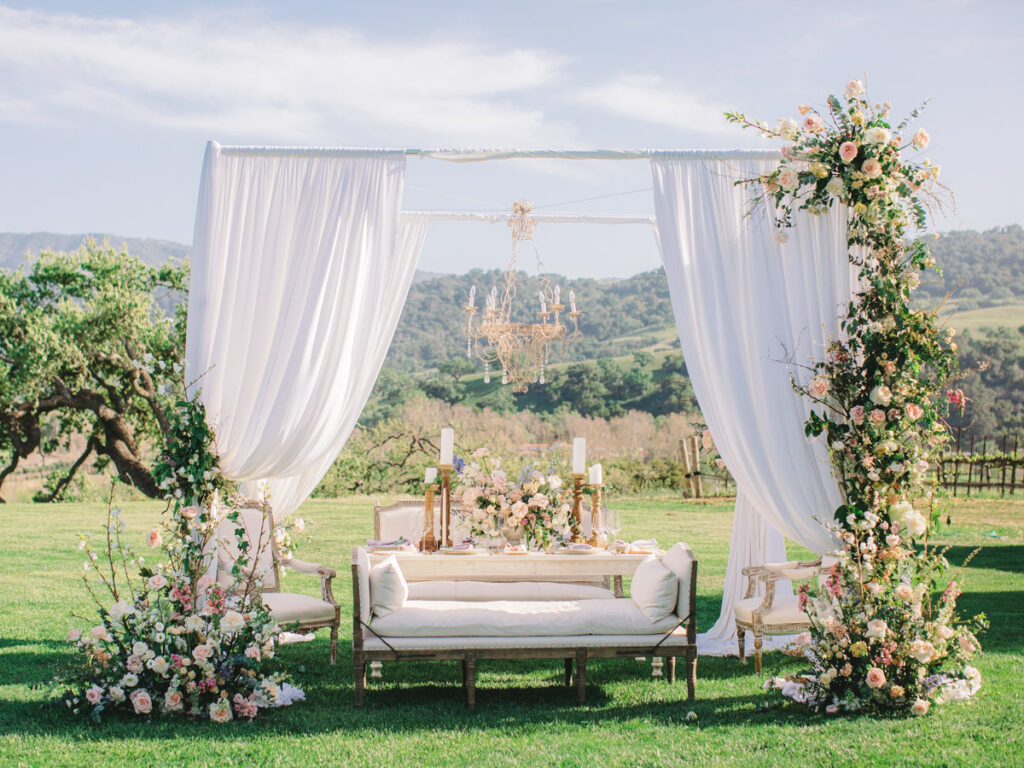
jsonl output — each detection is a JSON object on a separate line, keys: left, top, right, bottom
{"left": 564, "top": 657, "right": 573, "bottom": 686}
{"left": 465, "top": 655, "right": 477, "bottom": 709}
{"left": 575, "top": 649, "right": 587, "bottom": 705}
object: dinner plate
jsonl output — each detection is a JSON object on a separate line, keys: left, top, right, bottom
{"left": 555, "top": 548, "right": 603, "bottom": 555}
{"left": 440, "top": 547, "right": 486, "bottom": 555}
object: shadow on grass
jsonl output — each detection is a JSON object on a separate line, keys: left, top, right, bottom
{"left": 0, "top": 638, "right": 68, "bottom": 686}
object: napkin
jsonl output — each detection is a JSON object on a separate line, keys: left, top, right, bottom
{"left": 366, "top": 537, "right": 414, "bottom": 550}
{"left": 616, "top": 538, "right": 658, "bottom": 553}
{"left": 503, "top": 543, "right": 528, "bottom": 554}
{"left": 448, "top": 541, "right": 475, "bottom": 551}
{"left": 566, "top": 542, "right": 595, "bottom": 552}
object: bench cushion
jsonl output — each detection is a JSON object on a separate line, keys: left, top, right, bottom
{"left": 407, "top": 581, "right": 615, "bottom": 602}
{"left": 361, "top": 630, "right": 692, "bottom": 651}
{"left": 369, "top": 598, "right": 679, "bottom": 638}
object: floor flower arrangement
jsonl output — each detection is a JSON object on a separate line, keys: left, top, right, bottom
{"left": 53, "top": 397, "right": 303, "bottom": 721}
{"left": 727, "top": 79, "right": 986, "bottom": 714}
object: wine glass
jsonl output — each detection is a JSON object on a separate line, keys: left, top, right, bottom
{"left": 603, "top": 506, "right": 622, "bottom": 548}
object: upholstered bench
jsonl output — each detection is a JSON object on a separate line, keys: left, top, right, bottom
{"left": 351, "top": 544, "right": 698, "bottom": 708}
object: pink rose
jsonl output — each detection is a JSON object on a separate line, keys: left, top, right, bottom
{"left": 529, "top": 493, "right": 549, "bottom": 509}
{"left": 802, "top": 114, "right": 824, "bottom": 132}
{"left": 865, "top": 667, "right": 886, "bottom": 689}
{"left": 245, "top": 644, "right": 262, "bottom": 662}
{"left": 869, "top": 409, "right": 886, "bottom": 426}
{"left": 85, "top": 685, "right": 103, "bottom": 705}
{"left": 197, "top": 574, "right": 213, "bottom": 592}
{"left": 849, "top": 405, "right": 865, "bottom": 425}
{"left": 67, "top": 628, "right": 81, "bottom": 642}
{"left": 862, "top": 157, "right": 883, "bottom": 179}
{"left": 126, "top": 654, "right": 144, "bottom": 673}
{"left": 510, "top": 500, "right": 529, "bottom": 521}
{"left": 912, "top": 128, "right": 930, "bottom": 149}
{"left": 130, "top": 689, "right": 153, "bottom": 715}
{"left": 192, "top": 644, "right": 214, "bottom": 662}
{"left": 180, "top": 505, "right": 199, "bottom": 520}
{"left": 147, "top": 529, "right": 162, "bottom": 548}
{"left": 90, "top": 625, "right": 112, "bottom": 642}
{"left": 839, "top": 141, "right": 858, "bottom": 163}
{"left": 148, "top": 574, "right": 168, "bottom": 591}
{"left": 825, "top": 704, "right": 839, "bottom": 714}
{"left": 905, "top": 403, "right": 924, "bottom": 421}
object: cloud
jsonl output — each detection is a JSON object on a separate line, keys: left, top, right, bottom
{"left": 577, "top": 73, "right": 732, "bottom": 134}
{"left": 0, "top": 5, "right": 577, "bottom": 145}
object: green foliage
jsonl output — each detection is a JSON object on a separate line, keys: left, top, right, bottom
{"left": 948, "top": 326, "right": 1024, "bottom": 440}
{"left": 0, "top": 241, "right": 188, "bottom": 500}
{"left": 916, "top": 225, "right": 1024, "bottom": 308}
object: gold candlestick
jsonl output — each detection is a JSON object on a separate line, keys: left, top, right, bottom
{"left": 571, "top": 473, "right": 585, "bottom": 543}
{"left": 422, "top": 482, "right": 439, "bottom": 552}
{"left": 439, "top": 464, "right": 454, "bottom": 548}
{"left": 588, "top": 484, "right": 603, "bottom": 547}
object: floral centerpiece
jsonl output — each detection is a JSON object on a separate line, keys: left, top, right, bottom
{"left": 726, "top": 79, "right": 986, "bottom": 715}
{"left": 53, "top": 396, "right": 303, "bottom": 722}
{"left": 454, "top": 449, "right": 577, "bottom": 549}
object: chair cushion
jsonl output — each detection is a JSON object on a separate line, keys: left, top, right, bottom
{"left": 661, "top": 543, "right": 695, "bottom": 620}
{"left": 370, "top": 555, "right": 408, "bottom": 617}
{"left": 733, "top": 594, "right": 809, "bottom": 626}
{"left": 630, "top": 555, "right": 678, "bottom": 622}
{"left": 406, "top": 581, "right": 615, "bottom": 602}
{"left": 369, "top": 598, "right": 679, "bottom": 637}
{"left": 262, "top": 592, "right": 336, "bottom": 624}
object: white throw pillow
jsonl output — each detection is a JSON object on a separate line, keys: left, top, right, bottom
{"left": 630, "top": 555, "right": 678, "bottom": 623}
{"left": 369, "top": 555, "right": 408, "bottom": 618}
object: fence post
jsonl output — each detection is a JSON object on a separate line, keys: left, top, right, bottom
{"left": 690, "top": 435, "right": 703, "bottom": 499}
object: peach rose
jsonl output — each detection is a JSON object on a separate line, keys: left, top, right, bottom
{"left": 164, "top": 690, "right": 184, "bottom": 711}
{"left": 147, "top": 529, "right": 162, "bottom": 548}
{"left": 802, "top": 114, "right": 824, "bottom": 132}
{"left": 192, "top": 644, "right": 214, "bottom": 662}
{"left": 839, "top": 141, "right": 859, "bottom": 163}
{"left": 862, "top": 157, "right": 883, "bottom": 179}
{"left": 912, "top": 128, "right": 930, "bottom": 149}
{"left": 809, "top": 376, "right": 830, "bottom": 399}
{"left": 869, "top": 409, "right": 886, "bottom": 426}
{"left": 777, "top": 167, "right": 799, "bottom": 191}
{"left": 911, "top": 698, "right": 930, "bottom": 716}
{"left": 180, "top": 505, "right": 199, "bottom": 520}
{"left": 130, "top": 689, "right": 153, "bottom": 715}
{"left": 865, "top": 667, "right": 886, "bottom": 689}
{"left": 209, "top": 699, "right": 233, "bottom": 723}
{"left": 882, "top": 360, "right": 897, "bottom": 375}
{"left": 905, "top": 403, "right": 924, "bottom": 421}
{"left": 910, "top": 639, "right": 936, "bottom": 663}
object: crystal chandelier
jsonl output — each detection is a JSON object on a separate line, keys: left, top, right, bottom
{"left": 463, "top": 200, "right": 581, "bottom": 393}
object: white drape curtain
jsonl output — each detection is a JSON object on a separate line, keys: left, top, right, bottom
{"left": 651, "top": 152, "right": 856, "bottom": 654}
{"left": 185, "top": 142, "right": 426, "bottom": 519}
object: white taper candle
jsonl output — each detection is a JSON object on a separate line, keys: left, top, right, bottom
{"left": 440, "top": 428, "right": 454, "bottom": 465}
{"left": 572, "top": 437, "right": 586, "bottom": 474}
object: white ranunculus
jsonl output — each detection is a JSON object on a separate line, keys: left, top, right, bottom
{"left": 826, "top": 177, "right": 845, "bottom": 197}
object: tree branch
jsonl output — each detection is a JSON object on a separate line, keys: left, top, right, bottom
{"left": 35, "top": 436, "right": 98, "bottom": 502}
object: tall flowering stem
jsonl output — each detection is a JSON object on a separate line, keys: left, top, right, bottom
{"left": 727, "top": 79, "right": 985, "bottom": 714}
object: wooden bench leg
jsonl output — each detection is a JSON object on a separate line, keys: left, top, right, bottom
{"left": 354, "top": 658, "right": 366, "bottom": 707}
{"left": 564, "top": 657, "right": 573, "bottom": 687}
{"left": 330, "top": 626, "right": 339, "bottom": 665}
{"left": 465, "top": 655, "right": 477, "bottom": 709}
{"left": 686, "top": 647, "right": 697, "bottom": 701}
{"left": 666, "top": 656, "right": 676, "bottom": 684}
{"left": 462, "top": 659, "right": 468, "bottom": 688}
{"left": 754, "top": 633, "right": 763, "bottom": 675}
{"left": 575, "top": 649, "right": 587, "bottom": 705}
{"left": 736, "top": 623, "right": 746, "bottom": 663}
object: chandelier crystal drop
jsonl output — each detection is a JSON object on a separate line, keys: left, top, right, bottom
{"left": 463, "top": 200, "right": 581, "bottom": 393}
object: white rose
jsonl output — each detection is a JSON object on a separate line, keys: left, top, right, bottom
{"left": 910, "top": 639, "right": 935, "bottom": 663}
{"left": 894, "top": 582, "right": 914, "bottom": 601}
{"left": 869, "top": 385, "right": 893, "bottom": 406}
{"left": 864, "top": 126, "right": 890, "bottom": 144}
{"left": 865, "top": 619, "right": 888, "bottom": 640}
{"left": 220, "top": 610, "right": 246, "bottom": 634}
{"left": 904, "top": 508, "right": 928, "bottom": 538}
{"left": 109, "top": 600, "right": 134, "bottom": 621}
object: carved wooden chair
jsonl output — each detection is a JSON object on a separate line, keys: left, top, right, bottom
{"left": 373, "top": 499, "right": 427, "bottom": 545}
{"left": 734, "top": 558, "right": 823, "bottom": 673}
{"left": 215, "top": 498, "right": 341, "bottom": 663}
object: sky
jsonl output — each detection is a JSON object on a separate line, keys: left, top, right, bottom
{"left": 0, "top": 0, "right": 1021, "bottom": 278}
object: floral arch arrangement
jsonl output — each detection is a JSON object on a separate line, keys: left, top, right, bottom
{"left": 726, "top": 79, "right": 985, "bottom": 715}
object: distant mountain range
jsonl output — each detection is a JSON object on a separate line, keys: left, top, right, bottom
{"left": 0, "top": 232, "right": 443, "bottom": 283}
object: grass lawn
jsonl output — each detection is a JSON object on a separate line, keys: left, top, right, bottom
{"left": 1, "top": 495, "right": 1021, "bottom": 767}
